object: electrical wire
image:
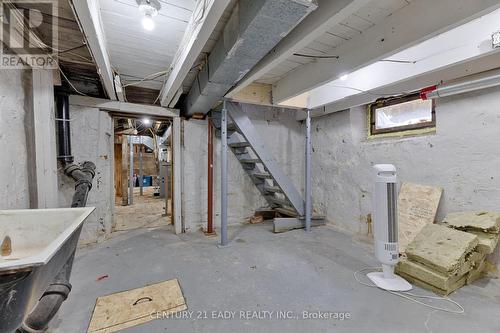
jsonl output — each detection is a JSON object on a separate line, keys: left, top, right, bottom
{"left": 353, "top": 267, "right": 465, "bottom": 314}
{"left": 122, "top": 71, "right": 168, "bottom": 88}
{"left": 293, "top": 53, "right": 339, "bottom": 59}
{"left": 3, "top": 1, "right": 90, "bottom": 96}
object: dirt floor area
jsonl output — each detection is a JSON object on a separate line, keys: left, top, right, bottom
{"left": 114, "top": 187, "right": 171, "bottom": 231}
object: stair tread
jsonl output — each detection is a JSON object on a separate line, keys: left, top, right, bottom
{"left": 269, "top": 197, "right": 291, "bottom": 206}
{"left": 253, "top": 172, "right": 272, "bottom": 179}
{"left": 239, "top": 158, "right": 261, "bottom": 164}
{"left": 228, "top": 141, "right": 250, "bottom": 148}
{"left": 264, "top": 186, "right": 282, "bottom": 193}
{"left": 275, "top": 207, "right": 298, "bottom": 217}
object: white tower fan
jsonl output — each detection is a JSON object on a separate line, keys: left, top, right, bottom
{"left": 367, "top": 164, "right": 412, "bottom": 291}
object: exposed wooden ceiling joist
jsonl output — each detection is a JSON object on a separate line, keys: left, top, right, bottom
{"left": 273, "top": 0, "right": 500, "bottom": 105}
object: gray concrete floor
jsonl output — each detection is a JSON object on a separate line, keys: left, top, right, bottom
{"left": 52, "top": 223, "right": 500, "bottom": 332}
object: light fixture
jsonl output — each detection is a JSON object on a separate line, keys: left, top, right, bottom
{"left": 137, "top": 0, "right": 160, "bottom": 31}
{"left": 340, "top": 74, "right": 348, "bottom": 81}
{"left": 142, "top": 118, "right": 151, "bottom": 125}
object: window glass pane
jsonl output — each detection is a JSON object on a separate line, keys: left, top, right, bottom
{"left": 375, "top": 99, "right": 432, "bottom": 130}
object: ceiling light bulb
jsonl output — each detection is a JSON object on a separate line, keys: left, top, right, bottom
{"left": 340, "top": 74, "right": 348, "bottom": 81}
{"left": 142, "top": 15, "right": 154, "bottom": 31}
{"left": 142, "top": 118, "right": 151, "bottom": 125}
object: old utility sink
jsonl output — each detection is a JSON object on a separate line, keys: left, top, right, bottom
{"left": 0, "top": 207, "right": 94, "bottom": 332}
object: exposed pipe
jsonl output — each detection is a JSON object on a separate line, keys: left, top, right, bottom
{"left": 55, "top": 93, "right": 74, "bottom": 164}
{"left": 64, "top": 162, "right": 96, "bottom": 208}
{"left": 206, "top": 118, "right": 215, "bottom": 235}
{"left": 420, "top": 68, "right": 500, "bottom": 100}
{"left": 19, "top": 162, "right": 96, "bottom": 333}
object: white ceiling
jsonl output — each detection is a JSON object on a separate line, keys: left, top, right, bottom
{"left": 256, "top": 0, "right": 412, "bottom": 85}
{"left": 284, "top": 7, "right": 500, "bottom": 109}
{"left": 99, "top": 0, "right": 196, "bottom": 90}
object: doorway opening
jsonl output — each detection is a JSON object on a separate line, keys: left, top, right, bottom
{"left": 112, "top": 115, "right": 173, "bottom": 232}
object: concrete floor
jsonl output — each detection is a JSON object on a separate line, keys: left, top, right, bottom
{"left": 52, "top": 223, "right": 500, "bottom": 332}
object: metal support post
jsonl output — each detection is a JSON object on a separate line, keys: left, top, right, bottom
{"left": 220, "top": 101, "right": 228, "bottom": 246}
{"left": 305, "top": 109, "right": 312, "bottom": 232}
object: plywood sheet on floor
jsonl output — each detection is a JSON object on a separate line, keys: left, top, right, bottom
{"left": 398, "top": 182, "right": 442, "bottom": 253}
{"left": 87, "top": 279, "right": 186, "bottom": 333}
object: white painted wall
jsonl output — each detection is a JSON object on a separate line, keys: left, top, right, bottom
{"left": 311, "top": 87, "right": 500, "bottom": 263}
{"left": 0, "top": 70, "right": 31, "bottom": 209}
{"left": 59, "top": 105, "right": 114, "bottom": 245}
{"left": 182, "top": 104, "right": 305, "bottom": 232}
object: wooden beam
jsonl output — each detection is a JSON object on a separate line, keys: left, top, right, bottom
{"left": 121, "top": 136, "right": 128, "bottom": 205}
{"left": 69, "top": 95, "right": 179, "bottom": 118}
{"left": 273, "top": 218, "right": 326, "bottom": 233}
{"left": 226, "top": 0, "right": 367, "bottom": 98}
{"left": 160, "top": 0, "right": 232, "bottom": 107}
{"left": 172, "top": 117, "right": 182, "bottom": 234}
{"left": 310, "top": 51, "right": 500, "bottom": 117}
{"left": 70, "top": 0, "right": 117, "bottom": 100}
{"left": 230, "top": 83, "right": 273, "bottom": 106}
{"left": 28, "top": 69, "right": 59, "bottom": 208}
{"left": 273, "top": 0, "right": 500, "bottom": 104}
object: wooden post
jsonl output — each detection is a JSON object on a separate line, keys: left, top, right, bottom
{"left": 121, "top": 135, "right": 128, "bottom": 206}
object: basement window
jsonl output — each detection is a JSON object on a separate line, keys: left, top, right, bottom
{"left": 369, "top": 94, "right": 435, "bottom": 136}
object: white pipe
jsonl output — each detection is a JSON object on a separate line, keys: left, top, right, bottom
{"left": 422, "top": 68, "right": 500, "bottom": 99}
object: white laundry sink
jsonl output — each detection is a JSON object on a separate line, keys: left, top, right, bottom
{"left": 0, "top": 207, "right": 94, "bottom": 332}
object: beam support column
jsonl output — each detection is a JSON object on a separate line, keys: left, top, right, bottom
{"left": 305, "top": 109, "right": 312, "bottom": 232}
{"left": 220, "top": 101, "right": 228, "bottom": 247}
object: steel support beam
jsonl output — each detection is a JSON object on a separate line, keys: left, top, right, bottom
{"left": 305, "top": 109, "right": 312, "bottom": 232}
{"left": 220, "top": 102, "right": 229, "bottom": 247}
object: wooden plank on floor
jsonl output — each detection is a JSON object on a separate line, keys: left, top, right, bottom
{"left": 273, "top": 217, "right": 325, "bottom": 233}
{"left": 87, "top": 279, "right": 186, "bottom": 333}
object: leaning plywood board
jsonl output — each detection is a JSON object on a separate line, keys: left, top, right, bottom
{"left": 397, "top": 183, "right": 442, "bottom": 253}
{"left": 405, "top": 224, "right": 478, "bottom": 275}
{"left": 87, "top": 279, "right": 187, "bottom": 333}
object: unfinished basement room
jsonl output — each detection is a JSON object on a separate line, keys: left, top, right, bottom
{"left": 2, "top": 0, "right": 500, "bottom": 332}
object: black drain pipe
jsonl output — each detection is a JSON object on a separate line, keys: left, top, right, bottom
{"left": 19, "top": 162, "right": 96, "bottom": 333}
{"left": 19, "top": 93, "right": 96, "bottom": 332}
{"left": 55, "top": 93, "right": 74, "bottom": 164}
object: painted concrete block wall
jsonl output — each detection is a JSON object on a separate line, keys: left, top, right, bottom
{"left": 311, "top": 87, "right": 500, "bottom": 263}
{"left": 0, "top": 69, "right": 31, "bottom": 209}
{"left": 59, "top": 105, "right": 114, "bottom": 245}
{"left": 182, "top": 105, "right": 305, "bottom": 232}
